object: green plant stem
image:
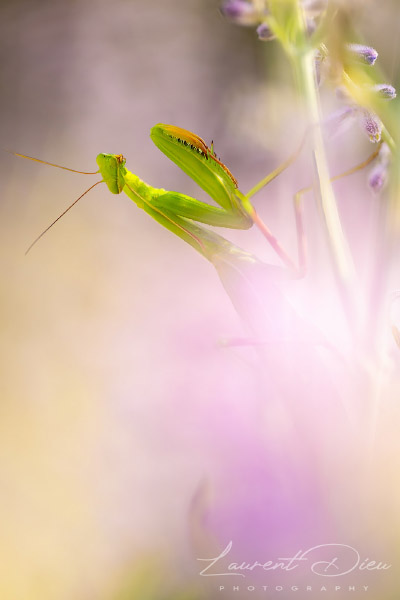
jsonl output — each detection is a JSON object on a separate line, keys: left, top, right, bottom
{"left": 294, "top": 47, "right": 358, "bottom": 325}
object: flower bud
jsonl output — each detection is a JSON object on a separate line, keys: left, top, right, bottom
{"left": 371, "top": 83, "right": 397, "bottom": 100}
{"left": 220, "top": 1, "right": 261, "bottom": 25}
{"left": 368, "top": 142, "right": 391, "bottom": 194}
{"left": 256, "top": 22, "right": 275, "bottom": 41}
{"left": 346, "top": 43, "right": 378, "bottom": 66}
{"left": 359, "top": 109, "right": 382, "bottom": 143}
{"left": 368, "top": 165, "right": 387, "bottom": 194}
{"left": 306, "top": 17, "right": 318, "bottom": 37}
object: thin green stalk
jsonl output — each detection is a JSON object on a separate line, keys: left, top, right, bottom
{"left": 293, "top": 46, "right": 358, "bottom": 326}
{"left": 267, "top": 0, "right": 358, "bottom": 324}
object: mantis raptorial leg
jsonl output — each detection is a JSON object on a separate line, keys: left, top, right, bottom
{"left": 290, "top": 142, "right": 383, "bottom": 276}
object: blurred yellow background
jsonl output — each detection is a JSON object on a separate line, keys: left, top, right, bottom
{"left": 0, "top": 2, "right": 274, "bottom": 597}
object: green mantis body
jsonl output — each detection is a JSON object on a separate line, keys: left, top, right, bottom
{"left": 16, "top": 122, "right": 378, "bottom": 339}
{"left": 96, "top": 125, "right": 255, "bottom": 264}
{"left": 92, "top": 124, "right": 303, "bottom": 283}
{"left": 15, "top": 121, "right": 328, "bottom": 344}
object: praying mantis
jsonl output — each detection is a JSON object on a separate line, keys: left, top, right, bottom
{"left": 12, "top": 123, "right": 378, "bottom": 340}
{"left": 16, "top": 124, "right": 304, "bottom": 270}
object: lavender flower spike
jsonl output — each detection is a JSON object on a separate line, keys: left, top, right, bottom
{"left": 220, "top": 1, "right": 260, "bottom": 26}
{"left": 346, "top": 43, "right": 378, "bottom": 66}
{"left": 371, "top": 83, "right": 397, "bottom": 100}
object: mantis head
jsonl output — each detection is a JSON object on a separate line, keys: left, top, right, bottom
{"left": 96, "top": 153, "right": 127, "bottom": 194}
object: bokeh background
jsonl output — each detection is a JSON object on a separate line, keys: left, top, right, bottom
{"left": 1, "top": 1, "right": 400, "bottom": 599}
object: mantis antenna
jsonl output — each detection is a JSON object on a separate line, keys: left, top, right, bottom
{"left": 7, "top": 149, "right": 104, "bottom": 254}
{"left": 25, "top": 180, "right": 103, "bottom": 255}
{"left": 6, "top": 151, "right": 100, "bottom": 175}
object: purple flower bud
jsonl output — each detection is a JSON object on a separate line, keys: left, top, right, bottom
{"left": 220, "top": 1, "right": 260, "bottom": 25}
{"left": 359, "top": 109, "right": 382, "bottom": 143}
{"left": 371, "top": 83, "right": 397, "bottom": 100}
{"left": 368, "top": 165, "right": 387, "bottom": 194}
{"left": 257, "top": 22, "right": 274, "bottom": 41}
{"left": 368, "top": 141, "right": 391, "bottom": 193}
{"left": 346, "top": 43, "right": 378, "bottom": 66}
{"left": 306, "top": 17, "right": 317, "bottom": 36}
